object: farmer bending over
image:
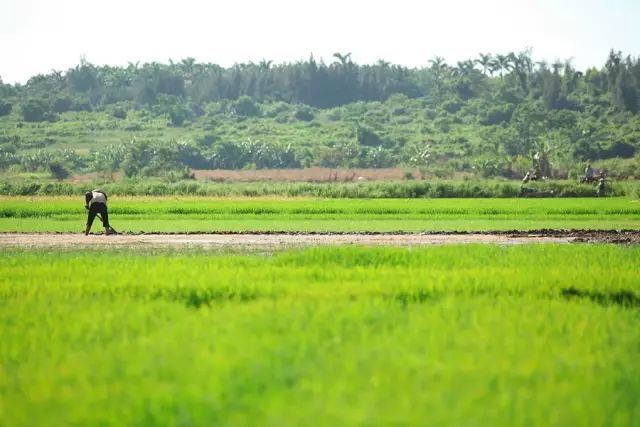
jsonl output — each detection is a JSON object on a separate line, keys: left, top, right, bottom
{"left": 84, "top": 189, "right": 114, "bottom": 235}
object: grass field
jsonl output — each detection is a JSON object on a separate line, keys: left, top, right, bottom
{"left": 1, "top": 245, "right": 639, "bottom": 426}
{"left": 1, "top": 196, "right": 640, "bottom": 233}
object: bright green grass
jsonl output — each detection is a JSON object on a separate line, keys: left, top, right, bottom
{"left": 1, "top": 196, "right": 639, "bottom": 232}
{"left": 1, "top": 245, "right": 639, "bottom": 426}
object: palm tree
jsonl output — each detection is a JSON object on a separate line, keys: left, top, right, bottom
{"left": 493, "top": 54, "right": 513, "bottom": 78}
{"left": 511, "top": 50, "right": 533, "bottom": 93}
{"left": 258, "top": 59, "right": 273, "bottom": 71}
{"left": 179, "top": 57, "right": 196, "bottom": 75}
{"left": 475, "top": 53, "right": 493, "bottom": 75}
{"left": 457, "top": 60, "right": 476, "bottom": 75}
{"left": 428, "top": 56, "right": 447, "bottom": 71}
{"left": 428, "top": 56, "right": 448, "bottom": 100}
{"left": 488, "top": 60, "right": 500, "bottom": 77}
{"left": 332, "top": 52, "right": 353, "bottom": 68}
{"left": 127, "top": 61, "right": 140, "bottom": 72}
{"left": 515, "top": 50, "right": 533, "bottom": 73}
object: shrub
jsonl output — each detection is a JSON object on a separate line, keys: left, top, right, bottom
{"left": 112, "top": 108, "right": 127, "bottom": 120}
{"left": 52, "top": 95, "right": 73, "bottom": 113}
{"left": 233, "top": 96, "right": 260, "bottom": 117}
{"left": 169, "top": 106, "right": 189, "bottom": 127}
{"left": 605, "top": 141, "right": 636, "bottom": 158}
{"left": 20, "top": 98, "right": 53, "bottom": 122}
{"left": 0, "top": 100, "right": 12, "bottom": 117}
{"left": 48, "top": 162, "right": 71, "bottom": 181}
{"left": 356, "top": 125, "right": 385, "bottom": 147}
{"left": 294, "top": 106, "right": 314, "bottom": 121}
{"left": 480, "top": 104, "right": 514, "bottom": 125}
{"left": 442, "top": 98, "right": 463, "bottom": 114}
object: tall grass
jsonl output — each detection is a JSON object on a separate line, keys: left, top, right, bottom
{"left": 1, "top": 245, "right": 639, "bottom": 426}
{"left": 0, "top": 179, "right": 637, "bottom": 198}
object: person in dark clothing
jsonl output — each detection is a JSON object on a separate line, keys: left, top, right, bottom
{"left": 84, "top": 189, "right": 114, "bottom": 235}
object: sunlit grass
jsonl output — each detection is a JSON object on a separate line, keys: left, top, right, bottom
{"left": 1, "top": 196, "right": 639, "bottom": 232}
{"left": 1, "top": 245, "right": 639, "bottom": 426}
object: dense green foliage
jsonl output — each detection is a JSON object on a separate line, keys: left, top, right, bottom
{"left": 1, "top": 51, "right": 640, "bottom": 178}
{"left": 0, "top": 178, "right": 637, "bottom": 198}
{"left": 1, "top": 197, "right": 638, "bottom": 232}
{"left": 1, "top": 245, "right": 639, "bottom": 426}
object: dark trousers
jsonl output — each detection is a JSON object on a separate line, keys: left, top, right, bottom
{"left": 87, "top": 203, "right": 110, "bottom": 228}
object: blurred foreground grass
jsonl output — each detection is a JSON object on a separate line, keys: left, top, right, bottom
{"left": 1, "top": 245, "right": 639, "bottom": 426}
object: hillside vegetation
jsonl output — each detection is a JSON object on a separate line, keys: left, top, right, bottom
{"left": 1, "top": 50, "right": 639, "bottom": 181}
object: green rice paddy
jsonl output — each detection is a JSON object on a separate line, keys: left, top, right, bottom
{"left": 1, "top": 195, "right": 639, "bottom": 426}
{"left": 1, "top": 196, "right": 639, "bottom": 232}
{"left": 1, "top": 245, "right": 639, "bottom": 426}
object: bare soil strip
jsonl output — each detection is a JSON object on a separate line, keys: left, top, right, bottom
{"left": 2, "top": 230, "right": 638, "bottom": 249}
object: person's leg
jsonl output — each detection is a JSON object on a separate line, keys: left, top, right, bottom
{"left": 98, "top": 204, "right": 110, "bottom": 228}
{"left": 85, "top": 205, "right": 98, "bottom": 235}
{"left": 97, "top": 204, "right": 114, "bottom": 234}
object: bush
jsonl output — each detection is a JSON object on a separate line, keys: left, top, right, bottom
{"left": 262, "top": 101, "right": 291, "bottom": 118}
{"left": 294, "top": 106, "right": 314, "bottom": 121}
{"left": 70, "top": 97, "right": 93, "bottom": 112}
{"left": 52, "top": 95, "right": 73, "bottom": 113}
{"left": 480, "top": 104, "right": 514, "bottom": 125}
{"left": 356, "top": 125, "right": 385, "bottom": 147}
{"left": 169, "top": 106, "right": 190, "bottom": 127}
{"left": 0, "top": 100, "right": 12, "bottom": 117}
{"left": 112, "top": 108, "right": 127, "bottom": 120}
{"left": 434, "top": 117, "right": 450, "bottom": 133}
{"left": 605, "top": 141, "right": 636, "bottom": 158}
{"left": 233, "top": 96, "right": 260, "bottom": 117}
{"left": 21, "top": 98, "right": 54, "bottom": 122}
{"left": 48, "top": 162, "right": 71, "bottom": 180}
{"left": 442, "top": 98, "right": 463, "bottom": 114}
{"left": 326, "top": 108, "right": 342, "bottom": 121}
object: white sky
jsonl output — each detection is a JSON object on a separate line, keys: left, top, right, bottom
{"left": 1, "top": 0, "right": 638, "bottom": 84}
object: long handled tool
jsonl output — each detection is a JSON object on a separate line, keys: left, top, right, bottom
{"left": 96, "top": 213, "right": 117, "bottom": 234}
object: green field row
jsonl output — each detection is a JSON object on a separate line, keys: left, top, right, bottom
{"left": 1, "top": 196, "right": 639, "bottom": 232}
{"left": 1, "top": 245, "right": 639, "bottom": 426}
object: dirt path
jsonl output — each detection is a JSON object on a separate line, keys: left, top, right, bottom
{"left": 0, "top": 232, "right": 593, "bottom": 249}
{"left": 1, "top": 231, "right": 637, "bottom": 249}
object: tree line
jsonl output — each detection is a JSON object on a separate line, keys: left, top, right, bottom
{"left": 0, "top": 50, "right": 638, "bottom": 117}
{"left": 0, "top": 50, "right": 639, "bottom": 181}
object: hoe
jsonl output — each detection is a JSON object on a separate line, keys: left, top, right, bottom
{"left": 96, "top": 213, "right": 118, "bottom": 235}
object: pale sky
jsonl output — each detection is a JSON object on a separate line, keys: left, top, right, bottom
{"left": 1, "top": 0, "right": 638, "bottom": 84}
